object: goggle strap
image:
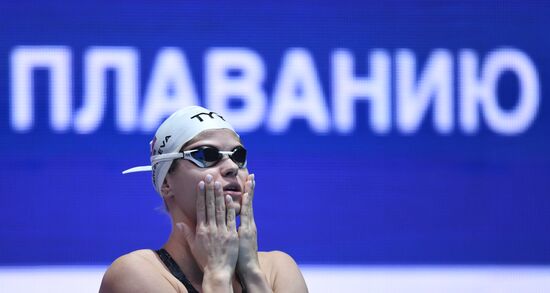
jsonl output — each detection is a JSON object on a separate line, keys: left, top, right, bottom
{"left": 122, "top": 165, "right": 152, "bottom": 174}
{"left": 151, "top": 153, "right": 184, "bottom": 165}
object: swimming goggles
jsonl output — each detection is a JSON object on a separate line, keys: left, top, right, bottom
{"left": 151, "top": 145, "right": 247, "bottom": 168}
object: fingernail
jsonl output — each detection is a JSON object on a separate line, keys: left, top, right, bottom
{"left": 226, "top": 195, "right": 232, "bottom": 202}
{"left": 214, "top": 181, "right": 221, "bottom": 189}
{"left": 175, "top": 223, "right": 184, "bottom": 231}
{"left": 205, "top": 174, "right": 213, "bottom": 183}
{"left": 250, "top": 174, "right": 255, "bottom": 180}
{"left": 199, "top": 181, "right": 205, "bottom": 190}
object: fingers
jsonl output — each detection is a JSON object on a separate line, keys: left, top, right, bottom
{"left": 201, "top": 173, "right": 256, "bottom": 231}
{"left": 245, "top": 174, "right": 255, "bottom": 203}
{"left": 204, "top": 174, "right": 231, "bottom": 230}
{"left": 214, "top": 180, "right": 226, "bottom": 228}
{"left": 205, "top": 174, "right": 216, "bottom": 227}
{"left": 249, "top": 173, "right": 255, "bottom": 195}
{"left": 226, "top": 195, "right": 236, "bottom": 232}
{"left": 196, "top": 180, "right": 206, "bottom": 226}
{"left": 240, "top": 174, "right": 255, "bottom": 229}
{"left": 240, "top": 191, "right": 250, "bottom": 228}
{"left": 248, "top": 174, "right": 255, "bottom": 221}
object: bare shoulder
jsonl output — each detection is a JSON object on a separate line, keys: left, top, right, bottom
{"left": 99, "top": 249, "right": 180, "bottom": 293}
{"left": 258, "top": 251, "right": 309, "bottom": 293}
{"left": 258, "top": 250, "right": 298, "bottom": 268}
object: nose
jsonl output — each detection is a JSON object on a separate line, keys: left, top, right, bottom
{"left": 219, "top": 155, "right": 239, "bottom": 178}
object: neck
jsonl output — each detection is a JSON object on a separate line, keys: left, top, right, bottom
{"left": 163, "top": 220, "right": 204, "bottom": 287}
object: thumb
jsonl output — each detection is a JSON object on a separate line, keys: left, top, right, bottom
{"left": 175, "top": 222, "right": 194, "bottom": 242}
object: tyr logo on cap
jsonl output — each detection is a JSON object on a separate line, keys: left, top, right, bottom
{"left": 190, "top": 112, "right": 226, "bottom": 122}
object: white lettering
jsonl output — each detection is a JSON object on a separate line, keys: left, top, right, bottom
{"left": 141, "top": 48, "right": 199, "bottom": 132}
{"left": 11, "top": 46, "right": 71, "bottom": 132}
{"left": 75, "top": 47, "right": 138, "bottom": 134}
{"left": 460, "top": 49, "right": 539, "bottom": 135}
{"left": 8, "top": 46, "right": 540, "bottom": 136}
{"left": 268, "top": 48, "right": 330, "bottom": 133}
{"left": 396, "top": 49, "right": 453, "bottom": 134}
{"left": 332, "top": 49, "right": 391, "bottom": 134}
{"left": 205, "top": 48, "right": 266, "bottom": 132}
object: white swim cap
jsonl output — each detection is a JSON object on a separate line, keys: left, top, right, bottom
{"left": 122, "top": 106, "right": 237, "bottom": 195}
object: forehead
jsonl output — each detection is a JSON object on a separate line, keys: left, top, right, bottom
{"left": 184, "top": 129, "right": 241, "bottom": 149}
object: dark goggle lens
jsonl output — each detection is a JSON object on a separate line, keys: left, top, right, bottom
{"left": 201, "top": 147, "right": 223, "bottom": 162}
{"left": 231, "top": 147, "right": 247, "bottom": 167}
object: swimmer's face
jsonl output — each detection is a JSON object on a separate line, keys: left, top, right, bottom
{"left": 163, "top": 129, "right": 248, "bottom": 222}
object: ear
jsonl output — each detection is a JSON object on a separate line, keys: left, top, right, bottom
{"left": 161, "top": 178, "right": 174, "bottom": 199}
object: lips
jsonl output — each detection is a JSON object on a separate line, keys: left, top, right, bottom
{"left": 223, "top": 182, "right": 242, "bottom": 196}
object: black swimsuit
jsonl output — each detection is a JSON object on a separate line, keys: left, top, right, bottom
{"left": 155, "top": 248, "right": 247, "bottom": 293}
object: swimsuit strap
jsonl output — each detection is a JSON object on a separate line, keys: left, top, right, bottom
{"left": 155, "top": 248, "right": 199, "bottom": 293}
{"left": 154, "top": 248, "right": 248, "bottom": 293}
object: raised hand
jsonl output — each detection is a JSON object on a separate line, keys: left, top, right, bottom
{"left": 236, "top": 174, "right": 258, "bottom": 271}
{"left": 236, "top": 174, "right": 271, "bottom": 292}
{"left": 176, "top": 174, "right": 239, "bottom": 292}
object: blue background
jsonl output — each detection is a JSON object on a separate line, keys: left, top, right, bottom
{"left": 1, "top": 0, "right": 549, "bottom": 265}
